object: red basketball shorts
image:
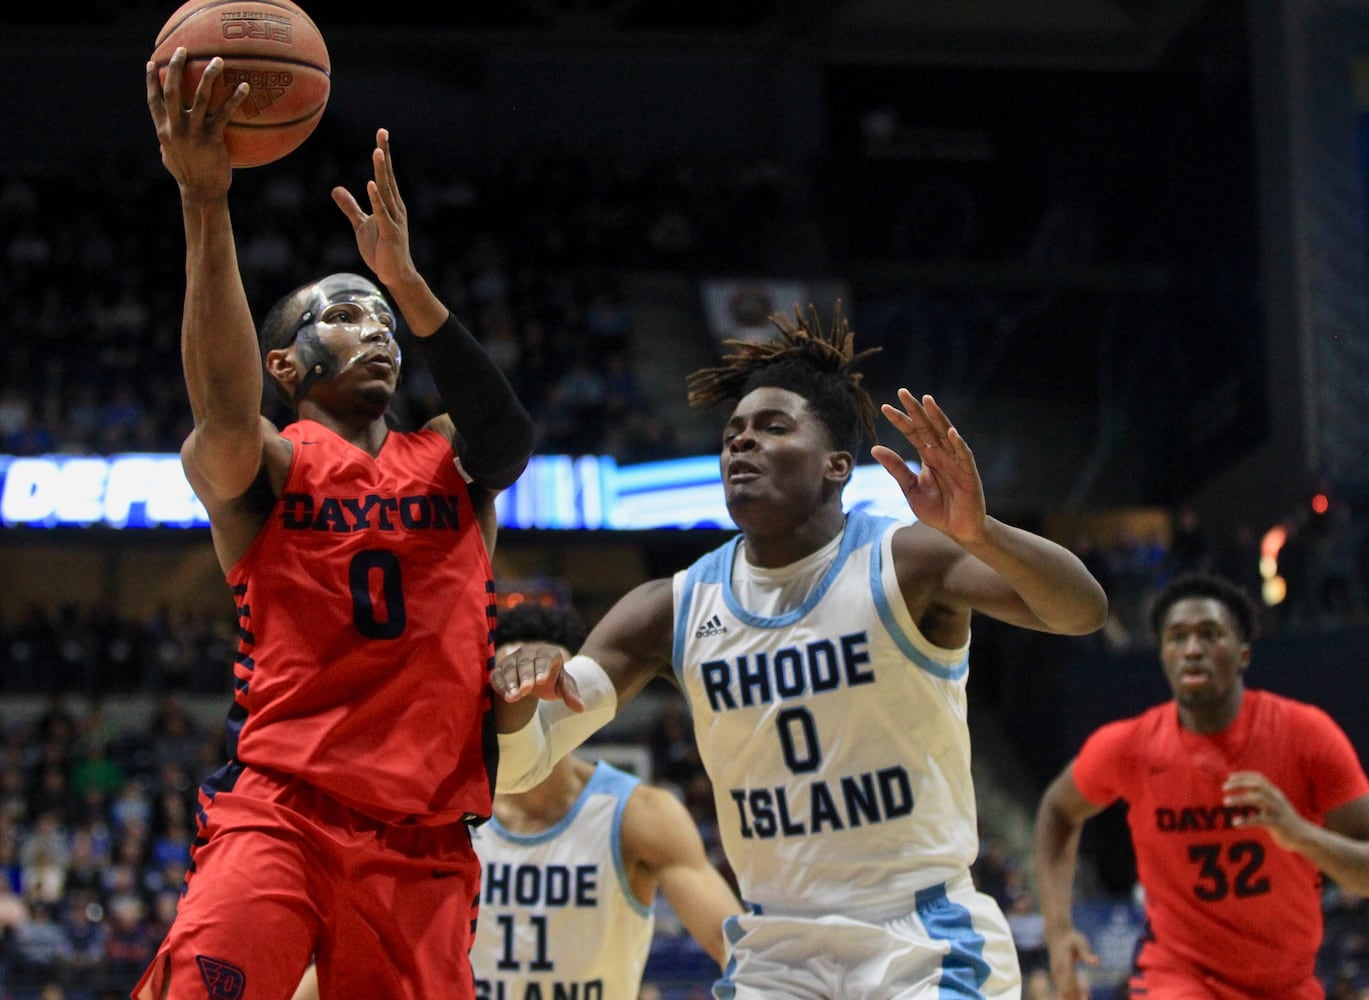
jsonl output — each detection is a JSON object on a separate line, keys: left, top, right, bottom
{"left": 132, "top": 765, "right": 481, "bottom": 1000}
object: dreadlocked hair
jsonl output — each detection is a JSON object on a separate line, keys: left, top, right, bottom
{"left": 686, "top": 301, "right": 882, "bottom": 454}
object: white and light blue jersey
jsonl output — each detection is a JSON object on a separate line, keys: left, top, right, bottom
{"left": 470, "top": 761, "right": 655, "bottom": 1000}
{"left": 673, "top": 509, "right": 980, "bottom": 922}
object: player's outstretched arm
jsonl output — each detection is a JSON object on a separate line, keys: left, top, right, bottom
{"left": 623, "top": 783, "right": 741, "bottom": 968}
{"left": 148, "top": 51, "right": 275, "bottom": 507}
{"left": 874, "top": 389, "right": 1107, "bottom": 636}
{"left": 1033, "top": 764, "right": 1105, "bottom": 1000}
{"left": 493, "top": 579, "right": 674, "bottom": 792}
{"left": 1226, "top": 773, "right": 1369, "bottom": 894}
{"left": 331, "top": 128, "right": 441, "bottom": 334}
{"left": 332, "top": 129, "right": 534, "bottom": 489}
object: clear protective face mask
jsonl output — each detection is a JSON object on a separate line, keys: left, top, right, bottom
{"left": 284, "top": 275, "right": 402, "bottom": 400}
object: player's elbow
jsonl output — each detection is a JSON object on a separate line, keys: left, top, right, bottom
{"left": 1082, "top": 585, "right": 1110, "bottom": 633}
{"left": 463, "top": 411, "right": 537, "bottom": 491}
{"left": 1052, "top": 585, "right": 1109, "bottom": 636}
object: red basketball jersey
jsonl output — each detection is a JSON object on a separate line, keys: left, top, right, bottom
{"left": 1073, "top": 689, "right": 1369, "bottom": 994}
{"left": 224, "top": 420, "right": 497, "bottom": 825}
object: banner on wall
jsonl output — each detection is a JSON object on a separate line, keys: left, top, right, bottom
{"left": 700, "top": 278, "right": 812, "bottom": 344}
{"left": 699, "top": 278, "right": 852, "bottom": 345}
{"left": 0, "top": 452, "right": 916, "bottom": 531}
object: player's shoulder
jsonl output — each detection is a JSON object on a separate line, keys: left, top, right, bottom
{"left": 617, "top": 577, "right": 677, "bottom": 618}
{"left": 1247, "top": 687, "right": 1343, "bottom": 729}
{"left": 618, "top": 780, "right": 699, "bottom": 858}
{"left": 1084, "top": 702, "right": 1170, "bottom": 750}
{"left": 888, "top": 516, "right": 967, "bottom": 571}
{"left": 609, "top": 766, "right": 685, "bottom": 820}
{"left": 390, "top": 419, "right": 453, "bottom": 449}
{"left": 587, "top": 759, "right": 643, "bottom": 795}
{"left": 419, "top": 412, "right": 457, "bottom": 443}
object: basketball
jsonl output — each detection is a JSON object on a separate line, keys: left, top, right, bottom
{"left": 150, "top": 0, "right": 330, "bottom": 168}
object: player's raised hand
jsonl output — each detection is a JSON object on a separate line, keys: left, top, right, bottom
{"left": 871, "top": 389, "right": 987, "bottom": 545}
{"left": 491, "top": 642, "right": 586, "bottom": 712}
{"left": 332, "top": 128, "right": 415, "bottom": 289}
{"left": 146, "top": 49, "right": 249, "bottom": 200}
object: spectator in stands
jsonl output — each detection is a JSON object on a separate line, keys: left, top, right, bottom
{"left": 1302, "top": 500, "right": 1369, "bottom": 626}
{"left": 62, "top": 830, "right": 103, "bottom": 902}
{"left": 1166, "top": 505, "right": 1212, "bottom": 579}
{"left": 8, "top": 901, "right": 73, "bottom": 1000}
{"left": 1006, "top": 890, "right": 1050, "bottom": 977}
{"left": 98, "top": 893, "right": 156, "bottom": 998}
{"left": 1214, "top": 518, "right": 1266, "bottom": 609}
{"left": 61, "top": 889, "right": 107, "bottom": 999}
{"left": 972, "top": 836, "right": 1017, "bottom": 910}
{"left": 145, "top": 700, "right": 202, "bottom": 780}
{"left": 648, "top": 700, "right": 703, "bottom": 793}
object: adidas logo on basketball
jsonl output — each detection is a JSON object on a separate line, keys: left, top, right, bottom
{"left": 695, "top": 614, "right": 729, "bottom": 639}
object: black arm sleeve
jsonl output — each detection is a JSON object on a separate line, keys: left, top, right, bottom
{"left": 414, "top": 315, "right": 536, "bottom": 490}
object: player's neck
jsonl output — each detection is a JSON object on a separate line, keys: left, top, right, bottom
{"left": 739, "top": 506, "right": 846, "bottom": 569}
{"left": 494, "top": 756, "right": 594, "bottom": 832}
{"left": 296, "top": 405, "right": 390, "bottom": 456}
{"left": 1178, "top": 685, "right": 1245, "bottom": 735}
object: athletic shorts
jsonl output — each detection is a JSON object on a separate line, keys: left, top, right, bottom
{"left": 1129, "top": 943, "right": 1324, "bottom": 1000}
{"left": 132, "top": 764, "right": 482, "bottom": 1000}
{"left": 713, "top": 873, "right": 1021, "bottom": 999}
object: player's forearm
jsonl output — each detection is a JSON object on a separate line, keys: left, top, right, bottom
{"left": 494, "top": 657, "right": 618, "bottom": 793}
{"left": 412, "top": 311, "right": 535, "bottom": 490}
{"left": 1285, "top": 824, "right": 1369, "bottom": 895}
{"left": 179, "top": 196, "right": 264, "bottom": 433}
{"left": 681, "top": 898, "right": 733, "bottom": 968}
{"left": 662, "top": 866, "right": 738, "bottom": 968}
{"left": 493, "top": 696, "right": 537, "bottom": 734}
{"left": 380, "top": 269, "right": 447, "bottom": 339}
{"left": 961, "top": 518, "right": 1108, "bottom": 634}
{"left": 1033, "top": 810, "right": 1084, "bottom": 934}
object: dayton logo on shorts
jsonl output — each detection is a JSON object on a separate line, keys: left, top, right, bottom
{"left": 695, "top": 614, "right": 729, "bottom": 639}
{"left": 196, "top": 955, "right": 246, "bottom": 1000}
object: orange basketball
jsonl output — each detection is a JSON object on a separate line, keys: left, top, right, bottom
{"left": 151, "top": 0, "right": 330, "bottom": 168}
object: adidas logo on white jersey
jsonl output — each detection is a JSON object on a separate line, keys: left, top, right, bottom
{"left": 694, "top": 614, "right": 729, "bottom": 638}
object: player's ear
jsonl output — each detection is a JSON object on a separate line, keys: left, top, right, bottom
{"left": 265, "top": 349, "right": 301, "bottom": 394}
{"left": 825, "top": 450, "right": 854, "bottom": 486}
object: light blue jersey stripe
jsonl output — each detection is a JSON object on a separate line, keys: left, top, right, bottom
{"left": 868, "top": 528, "right": 969, "bottom": 681}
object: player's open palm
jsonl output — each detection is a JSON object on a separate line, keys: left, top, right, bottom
{"left": 146, "top": 50, "right": 248, "bottom": 201}
{"left": 331, "top": 128, "right": 416, "bottom": 289}
{"left": 871, "top": 390, "right": 987, "bottom": 544}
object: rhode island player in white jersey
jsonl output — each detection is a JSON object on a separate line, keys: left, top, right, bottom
{"left": 493, "top": 304, "right": 1108, "bottom": 999}
{"left": 472, "top": 603, "right": 741, "bottom": 1000}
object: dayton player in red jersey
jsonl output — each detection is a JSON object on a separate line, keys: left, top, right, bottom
{"left": 139, "top": 52, "right": 535, "bottom": 1000}
{"left": 1034, "top": 571, "right": 1369, "bottom": 1000}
